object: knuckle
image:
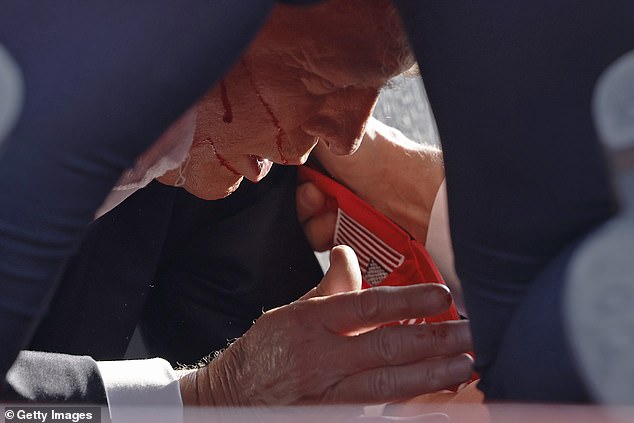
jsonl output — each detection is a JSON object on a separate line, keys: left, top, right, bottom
{"left": 428, "top": 326, "right": 446, "bottom": 355}
{"left": 418, "top": 323, "right": 455, "bottom": 356}
{"left": 256, "top": 308, "right": 276, "bottom": 328}
{"left": 354, "top": 288, "right": 382, "bottom": 324}
{"left": 421, "top": 363, "right": 442, "bottom": 390}
{"left": 455, "top": 320, "right": 473, "bottom": 349}
{"left": 369, "top": 368, "right": 398, "bottom": 399}
{"left": 425, "top": 321, "right": 472, "bottom": 356}
{"left": 373, "top": 329, "right": 401, "bottom": 363}
{"left": 263, "top": 301, "right": 311, "bottom": 332}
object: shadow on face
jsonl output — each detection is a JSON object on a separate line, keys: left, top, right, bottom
{"left": 160, "top": 0, "right": 414, "bottom": 200}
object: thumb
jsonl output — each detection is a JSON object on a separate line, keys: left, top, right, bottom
{"left": 297, "top": 181, "right": 336, "bottom": 251}
{"left": 300, "top": 245, "right": 362, "bottom": 300}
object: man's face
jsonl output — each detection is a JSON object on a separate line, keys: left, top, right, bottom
{"left": 160, "top": 0, "right": 413, "bottom": 199}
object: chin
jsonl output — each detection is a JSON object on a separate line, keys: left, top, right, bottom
{"left": 186, "top": 177, "right": 244, "bottom": 200}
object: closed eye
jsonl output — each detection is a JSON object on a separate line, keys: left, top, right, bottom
{"left": 300, "top": 75, "right": 338, "bottom": 95}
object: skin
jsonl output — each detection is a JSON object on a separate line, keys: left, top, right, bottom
{"left": 159, "top": 0, "right": 414, "bottom": 200}
{"left": 167, "top": 0, "right": 474, "bottom": 407}
{"left": 296, "top": 115, "right": 468, "bottom": 335}
{"left": 297, "top": 116, "right": 446, "bottom": 250}
{"left": 180, "top": 246, "right": 474, "bottom": 406}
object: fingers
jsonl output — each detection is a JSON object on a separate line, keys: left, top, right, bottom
{"left": 336, "top": 320, "right": 472, "bottom": 373}
{"left": 196, "top": 279, "right": 472, "bottom": 407}
{"left": 304, "top": 211, "right": 338, "bottom": 251}
{"left": 311, "top": 283, "right": 453, "bottom": 334}
{"left": 301, "top": 245, "right": 362, "bottom": 301}
{"left": 325, "top": 353, "right": 474, "bottom": 405}
{"left": 297, "top": 181, "right": 326, "bottom": 223}
{"left": 297, "top": 181, "right": 337, "bottom": 251}
{"left": 322, "top": 246, "right": 362, "bottom": 294}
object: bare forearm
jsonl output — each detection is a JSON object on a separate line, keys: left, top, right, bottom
{"left": 315, "top": 116, "right": 444, "bottom": 241}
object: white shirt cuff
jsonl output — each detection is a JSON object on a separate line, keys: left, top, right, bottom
{"left": 96, "top": 358, "right": 183, "bottom": 423}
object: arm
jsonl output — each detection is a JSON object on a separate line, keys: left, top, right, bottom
{"left": 3, "top": 351, "right": 106, "bottom": 403}
{"left": 178, "top": 246, "right": 473, "bottom": 406}
{"left": 3, "top": 248, "right": 472, "bottom": 410}
{"left": 0, "top": 0, "right": 276, "bottom": 383}
{"left": 4, "top": 352, "right": 184, "bottom": 423}
{"left": 394, "top": 0, "right": 632, "bottom": 402}
{"left": 297, "top": 117, "right": 464, "bottom": 312}
{"left": 312, "top": 116, "right": 445, "bottom": 243}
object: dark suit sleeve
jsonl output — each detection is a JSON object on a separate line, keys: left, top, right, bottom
{"left": 141, "top": 166, "right": 324, "bottom": 365}
{"left": 0, "top": 0, "right": 278, "bottom": 384}
{"left": 2, "top": 351, "right": 106, "bottom": 403}
{"left": 395, "top": 0, "right": 633, "bottom": 401}
{"left": 28, "top": 182, "right": 178, "bottom": 361}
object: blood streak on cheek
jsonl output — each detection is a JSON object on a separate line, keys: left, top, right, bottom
{"left": 242, "top": 60, "right": 289, "bottom": 164}
{"left": 191, "top": 138, "right": 240, "bottom": 176}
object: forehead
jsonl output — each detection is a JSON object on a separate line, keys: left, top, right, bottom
{"left": 253, "top": 1, "right": 413, "bottom": 87}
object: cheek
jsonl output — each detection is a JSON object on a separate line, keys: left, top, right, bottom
{"left": 201, "top": 64, "right": 322, "bottom": 162}
{"left": 209, "top": 96, "right": 278, "bottom": 158}
{"left": 259, "top": 90, "right": 323, "bottom": 162}
{"left": 159, "top": 145, "right": 244, "bottom": 200}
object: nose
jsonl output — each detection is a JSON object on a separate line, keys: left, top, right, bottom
{"left": 302, "top": 88, "right": 379, "bottom": 155}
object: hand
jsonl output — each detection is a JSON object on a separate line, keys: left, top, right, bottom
{"left": 180, "top": 246, "right": 473, "bottom": 406}
{"left": 296, "top": 179, "right": 337, "bottom": 252}
{"left": 296, "top": 118, "right": 465, "bottom": 314}
{"left": 306, "top": 117, "right": 445, "bottom": 243}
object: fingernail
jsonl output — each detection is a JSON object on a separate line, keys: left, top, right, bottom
{"left": 448, "top": 354, "right": 474, "bottom": 379}
{"left": 428, "top": 283, "right": 452, "bottom": 305}
{"left": 441, "top": 285, "right": 453, "bottom": 305}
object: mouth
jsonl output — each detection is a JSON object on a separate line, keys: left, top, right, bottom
{"left": 243, "top": 155, "right": 273, "bottom": 182}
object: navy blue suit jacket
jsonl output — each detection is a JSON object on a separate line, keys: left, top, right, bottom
{"left": 11, "top": 166, "right": 322, "bottom": 401}
{"left": 0, "top": 0, "right": 322, "bottom": 401}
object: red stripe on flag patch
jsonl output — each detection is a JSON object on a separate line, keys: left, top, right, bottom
{"left": 334, "top": 209, "right": 404, "bottom": 285}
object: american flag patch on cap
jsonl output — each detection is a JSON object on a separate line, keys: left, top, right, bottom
{"left": 334, "top": 209, "right": 405, "bottom": 286}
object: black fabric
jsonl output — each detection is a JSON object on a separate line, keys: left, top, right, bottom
{"left": 3, "top": 351, "right": 106, "bottom": 403}
{"left": 25, "top": 166, "right": 321, "bottom": 376}
{"left": 0, "top": 0, "right": 331, "bottom": 397}
{"left": 395, "top": 0, "right": 633, "bottom": 402}
{"left": 140, "top": 166, "right": 323, "bottom": 365}
{"left": 487, "top": 239, "right": 590, "bottom": 402}
{"left": 28, "top": 182, "right": 177, "bottom": 360}
{"left": 279, "top": 0, "right": 323, "bottom": 3}
{"left": 0, "top": 0, "right": 280, "bottom": 381}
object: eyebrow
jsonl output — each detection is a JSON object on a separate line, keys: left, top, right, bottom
{"left": 292, "top": 43, "right": 409, "bottom": 91}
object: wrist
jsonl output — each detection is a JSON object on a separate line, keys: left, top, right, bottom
{"left": 178, "top": 349, "right": 244, "bottom": 407}
{"left": 177, "top": 369, "right": 199, "bottom": 406}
